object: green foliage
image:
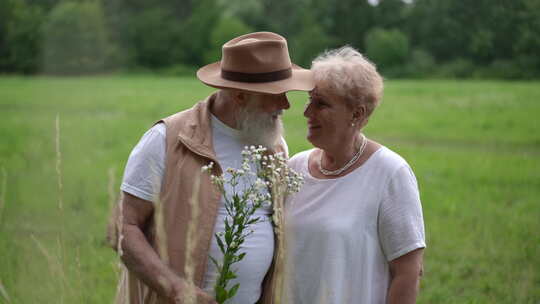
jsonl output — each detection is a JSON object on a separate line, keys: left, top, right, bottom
{"left": 404, "top": 0, "right": 539, "bottom": 74}
{"left": 251, "top": 0, "right": 309, "bottom": 38}
{"left": 513, "top": 0, "right": 540, "bottom": 78}
{"left": 365, "top": 28, "right": 409, "bottom": 72}
{"left": 128, "top": 8, "right": 182, "bottom": 68}
{"left": 515, "top": 55, "right": 540, "bottom": 79}
{"left": 468, "top": 29, "right": 495, "bottom": 63}
{"left": 178, "top": 0, "right": 221, "bottom": 67}
{"left": 433, "top": 58, "right": 475, "bottom": 79}
{"left": 403, "top": 49, "right": 436, "bottom": 78}
{"left": 203, "top": 16, "right": 253, "bottom": 64}
{"left": 317, "top": 0, "right": 375, "bottom": 50}
{"left": 290, "top": 15, "right": 335, "bottom": 68}
{"left": 1, "top": 0, "right": 540, "bottom": 78}
{"left": 473, "top": 60, "right": 524, "bottom": 80}
{"left": 43, "top": 1, "right": 112, "bottom": 74}
{"left": 1, "top": 0, "right": 44, "bottom": 73}
{"left": 0, "top": 1, "right": 10, "bottom": 69}
{"left": 156, "top": 64, "right": 198, "bottom": 77}
{"left": 217, "top": 0, "right": 263, "bottom": 26}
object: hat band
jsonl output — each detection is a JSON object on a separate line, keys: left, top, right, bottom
{"left": 221, "top": 68, "right": 292, "bottom": 83}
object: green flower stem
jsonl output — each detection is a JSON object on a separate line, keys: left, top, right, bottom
{"left": 202, "top": 146, "right": 304, "bottom": 304}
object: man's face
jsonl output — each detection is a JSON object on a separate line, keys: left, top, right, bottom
{"left": 237, "top": 93, "right": 290, "bottom": 148}
{"left": 250, "top": 93, "right": 290, "bottom": 115}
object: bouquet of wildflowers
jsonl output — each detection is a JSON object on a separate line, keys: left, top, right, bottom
{"left": 202, "top": 145, "right": 303, "bottom": 304}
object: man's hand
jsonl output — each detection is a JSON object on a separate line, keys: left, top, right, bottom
{"left": 170, "top": 278, "right": 217, "bottom": 304}
{"left": 117, "top": 192, "right": 218, "bottom": 303}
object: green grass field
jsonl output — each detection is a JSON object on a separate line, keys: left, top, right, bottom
{"left": 0, "top": 76, "right": 539, "bottom": 303}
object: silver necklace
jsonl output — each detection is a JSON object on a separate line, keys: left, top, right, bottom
{"left": 318, "top": 134, "right": 367, "bottom": 176}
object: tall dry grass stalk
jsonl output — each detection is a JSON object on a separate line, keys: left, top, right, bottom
{"left": 115, "top": 195, "right": 125, "bottom": 258}
{"left": 107, "top": 166, "right": 125, "bottom": 287}
{"left": 54, "top": 114, "right": 68, "bottom": 302}
{"left": 0, "top": 168, "right": 9, "bottom": 302}
{"left": 75, "top": 246, "right": 83, "bottom": 301}
{"left": 0, "top": 169, "right": 9, "bottom": 304}
{"left": 31, "top": 234, "right": 69, "bottom": 303}
{"left": 271, "top": 191, "right": 286, "bottom": 304}
{"left": 154, "top": 197, "right": 168, "bottom": 265}
{"left": 106, "top": 166, "right": 125, "bottom": 259}
{"left": 0, "top": 278, "right": 11, "bottom": 303}
{"left": 153, "top": 175, "right": 201, "bottom": 303}
{"left": 183, "top": 175, "right": 202, "bottom": 304}
{"left": 112, "top": 190, "right": 125, "bottom": 303}
{"left": 0, "top": 167, "right": 6, "bottom": 224}
{"left": 56, "top": 237, "right": 68, "bottom": 303}
{"left": 55, "top": 114, "right": 65, "bottom": 244}
{"left": 109, "top": 170, "right": 126, "bottom": 304}
{"left": 55, "top": 114, "right": 64, "bottom": 212}
{"left": 280, "top": 210, "right": 296, "bottom": 304}
{"left": 107, "top": 167, "right": 117, "bottom": 218}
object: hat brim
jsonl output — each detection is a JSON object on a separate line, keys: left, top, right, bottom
{"left": 197, "top": 62, "right": 314, "bottom": 95}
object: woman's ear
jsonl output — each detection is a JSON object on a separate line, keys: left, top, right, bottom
{"left": 352, "top": 105, "right": 366, "bottom": 122}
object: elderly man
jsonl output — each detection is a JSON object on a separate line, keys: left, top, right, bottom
{"left": 108, "top": 32, "right": 313, "bottom": 304}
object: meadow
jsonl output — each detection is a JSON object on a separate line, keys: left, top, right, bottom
{"left": 0, "top": 75, "right": 538, "bottom": 303}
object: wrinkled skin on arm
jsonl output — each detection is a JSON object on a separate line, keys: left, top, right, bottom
{"left": 387, "top": 248, "right": 424, "bottom": 304}
{"left": 108, "top": 192, "right": 217, "bottom": 304}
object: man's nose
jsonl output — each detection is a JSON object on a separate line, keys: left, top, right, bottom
{"left": 276, "top": 94, "right": 290, "bottom": 110}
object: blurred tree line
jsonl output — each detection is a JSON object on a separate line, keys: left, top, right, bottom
{"left": 1, "top": 0, "right": 539, "bottom": 78}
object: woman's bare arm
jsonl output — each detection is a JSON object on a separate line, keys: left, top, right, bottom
{"left": 387, "top": 248, "right": 424, "bottom": 304}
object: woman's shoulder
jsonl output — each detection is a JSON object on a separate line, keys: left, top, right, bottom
{"left": 288, "top": 149, "right": 315, "bottom": 171}
{"left": 371, "top": 146, "right": 412, "bottom": 174}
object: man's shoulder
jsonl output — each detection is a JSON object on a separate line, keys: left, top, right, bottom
{"left": 160, "top": 102, "right": 201, "bottom": 124}
{"left": 155, "top": 99, "right": 210, "bottom": 131}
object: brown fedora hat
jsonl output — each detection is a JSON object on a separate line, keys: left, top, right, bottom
{"left": 197, "top": 32, "right": 314, "bottom": 95}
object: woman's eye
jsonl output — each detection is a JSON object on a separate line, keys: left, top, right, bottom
{"left": 306, "top": 98, "right": 329, "bottom": 109}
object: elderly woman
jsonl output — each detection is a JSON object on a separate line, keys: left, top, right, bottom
{"left": 284, "top": 47, "right": 426, "bottom": 304}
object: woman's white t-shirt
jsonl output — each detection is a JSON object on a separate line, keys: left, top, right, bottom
{"left": 284, "top": 147, "right": 426, "bottom": 304}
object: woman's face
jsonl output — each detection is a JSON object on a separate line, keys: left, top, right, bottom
{"left": 304, "top": 83, "right": 357, "bottom": 150}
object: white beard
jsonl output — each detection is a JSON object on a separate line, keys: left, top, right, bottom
{"left": 237, "top": 104, "right": 284, "bottom": 149}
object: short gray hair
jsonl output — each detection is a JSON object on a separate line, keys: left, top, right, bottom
{"left": 311, "top": 46, "right": 383, "bottom": 117}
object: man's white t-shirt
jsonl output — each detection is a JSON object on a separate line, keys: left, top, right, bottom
{"left": 284, "top": 147, "right": 426, "bottom": 304}
{"left": 120, "top": 115, "right": 281, "bottom": 304}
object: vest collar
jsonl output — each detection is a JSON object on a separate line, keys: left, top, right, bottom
{"left": 176, "top": 93, "right": 219, "bottom": 162}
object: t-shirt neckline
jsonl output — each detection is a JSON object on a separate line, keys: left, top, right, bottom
{"left": 210, "top": 113, "right": 242, "bottom": 139}
{"left": 303, "top": 146, "right": 386, "bottom": 182}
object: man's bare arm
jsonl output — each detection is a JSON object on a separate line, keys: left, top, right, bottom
{"left": 118, "top": 192, "right": 216, "bottom": 303}
{"left": 387, "top": 248, "right": 424, "bottom": 304}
